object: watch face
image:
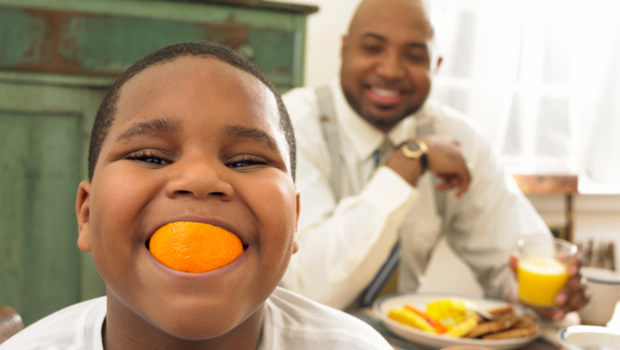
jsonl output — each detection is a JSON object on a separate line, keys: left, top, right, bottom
{"left": 405, "top": 142, "right": 421, "bottom": 153}
{"left": 401, "top": 142, "right": 424, "bottom": 159}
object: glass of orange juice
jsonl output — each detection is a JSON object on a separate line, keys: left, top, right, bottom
{"left": 517, "top": 237, "right": 577, "bottom": 309}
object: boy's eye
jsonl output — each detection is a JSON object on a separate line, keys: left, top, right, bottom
{"left": 126, "top": 151, "right": 172, "bottom": 166}
{"left": 227, "top": 155, "right": 269, "bottom": 169}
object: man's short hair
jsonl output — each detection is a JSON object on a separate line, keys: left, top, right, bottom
{"left": 88, "top": 41, "right": 296, "bottom": 181}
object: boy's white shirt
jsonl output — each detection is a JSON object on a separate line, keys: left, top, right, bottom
{"left": 0, "top": 287, "right": 392, "bottom": 350}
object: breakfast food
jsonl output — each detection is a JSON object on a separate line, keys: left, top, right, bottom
{"left": 388, "top": 299, "right": 478, "bottom": 337}
{"left": 388, "top": 307, "right": 438, "bottom": 333}
{"left": 388, "top": 300, "right": 539, "bottom": 340}
{"left": 477, "top": 306, "right": 540, "bottom": 340}
{"left": 465, "top": 307, "right": 517, "bottom": 338}
{"left": 149, "top": 221, "right": 244, "bottom": 273}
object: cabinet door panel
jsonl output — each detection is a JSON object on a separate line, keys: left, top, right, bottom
{"left": 0, "top": 112, "right": 81, "bottom": 325}
{"left": 0, "top": 6, "right": 297, "bottom": 89}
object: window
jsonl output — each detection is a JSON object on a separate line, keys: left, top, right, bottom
{"left": 429, "top": 0, "right": 620, "bottom": 191}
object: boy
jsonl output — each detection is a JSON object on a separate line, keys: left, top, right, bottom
{"left": 0, "top": 42, "right": 392, "bottom": 350}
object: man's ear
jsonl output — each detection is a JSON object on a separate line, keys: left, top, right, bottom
{"left": 76, "top": 180, "right": 92, "bottom": 252}
{"left": 292, "top": 190, "right": 301, "bottom": 254}
{"left": 340, "top": 35, "right": 348, "bottom": 59}
{"left": 433, "top": 56, "right": 443, "bottom": 74}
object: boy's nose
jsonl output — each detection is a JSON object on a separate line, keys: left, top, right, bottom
{"left": 165, "top": 158, "right": 234, "bottom": 201}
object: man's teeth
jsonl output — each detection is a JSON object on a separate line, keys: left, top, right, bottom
{"left": 371, "top": 87, "right": 399, "bottom": 97}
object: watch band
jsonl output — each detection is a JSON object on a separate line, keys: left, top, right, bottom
{"left": 419, "top": 148, "right": 429, "bottom": 174}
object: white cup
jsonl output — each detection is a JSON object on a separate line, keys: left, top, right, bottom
{"left": 578, "top": 267, "right": 620, "bottom": 326}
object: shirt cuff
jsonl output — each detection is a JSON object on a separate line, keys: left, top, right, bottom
{"left": 362, "top": 166, "right": 420, "bottom": 214}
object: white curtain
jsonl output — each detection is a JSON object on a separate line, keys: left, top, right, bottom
{"left": 429, "top": 0, "right": 620, "bottom": 189}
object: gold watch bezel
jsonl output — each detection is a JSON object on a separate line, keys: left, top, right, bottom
{"left": 400, "top": 140, "right": 428, "bottom": 159}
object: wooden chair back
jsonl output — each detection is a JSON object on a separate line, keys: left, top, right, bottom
{"left": 0, "top": 306, "right": 24, "bottom": 345}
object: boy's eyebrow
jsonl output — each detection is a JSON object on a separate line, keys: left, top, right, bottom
{"left": 116, "top": 118, "right": 180, "bottom": 144}
{"left": 225, "top": 125, "right": 278, "bottom": 152}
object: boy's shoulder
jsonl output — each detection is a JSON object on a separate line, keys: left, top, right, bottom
{"left": 0, "top": 297, "right": 106, "bottom": 350}
{"left": 2, "top": 290, "right": 393, "bottom": 350}
{"left": 261, "top": 287, "right": 392, "bottom": 350}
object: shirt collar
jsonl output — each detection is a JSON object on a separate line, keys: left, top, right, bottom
{"left": 330, "top": 78, "right": 419, "bottom": 161}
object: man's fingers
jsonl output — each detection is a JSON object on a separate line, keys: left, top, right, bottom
{"left": 553, "top": 251, "right": 589, "bottom": 313}
{"left": 423, "top": 136, "right": 471, "bottom": 196}
{"left": 435, "top": 168, "right": 470, "bottom": 196}
{"left": 436, "top": 174, "right": 459, "bottom": 190}
{"left": 509, "top": 254, "right": 518, "bottom": 274}
{"left": 564, "top": 277, "right": 590, "bottom": 310}
{"left": 456, "top": 182, "right": 469, "bottom": 197}
{"left": 459, "top": 174, "right": 471, "bottom": 196}
{"left": 555, "top": 274, "right": 590, "bottom": 314}
{"left": 435, "top": 176, "right": 470, "bottom": 197}
{"left": 454, "top": 169, "right": 471, "bottom": 197}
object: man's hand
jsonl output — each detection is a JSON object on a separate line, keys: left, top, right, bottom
{"left": 385, "top": 135, "right": 471, "bottom": 197}
{"left": 509, "top": 253, "right": 590, "bottom": 320}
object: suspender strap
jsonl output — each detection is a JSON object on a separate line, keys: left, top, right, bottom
{"left": 315, "top": 85, "right": 344, "bottom": 201}
{"left": 315, "top": 85, "right": 337, "bottom": 121}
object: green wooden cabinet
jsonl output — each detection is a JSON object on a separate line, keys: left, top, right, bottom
{"left": 0, "top": 0, "right": 316, "bottom": 326}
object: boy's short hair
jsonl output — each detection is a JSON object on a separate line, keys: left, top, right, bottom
{"left": 88, "top": 41, "right": 296, "bottom": 181}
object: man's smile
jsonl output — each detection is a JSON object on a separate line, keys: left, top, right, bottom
{"left": 365, "top": 85, "right": 407, "bottom": 106}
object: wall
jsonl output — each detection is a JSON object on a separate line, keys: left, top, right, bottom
{"left": 271, "top": 0, "right": 361, "bottom": 87}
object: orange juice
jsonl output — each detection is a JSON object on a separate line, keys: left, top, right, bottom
{"left": 517, "top": 256, "right": 569, "bottom": 307}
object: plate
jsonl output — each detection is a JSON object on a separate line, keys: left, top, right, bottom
{"left": 373, "top": 292, "right": 542, "bottom": 350}
{"left": 558, "top": 325, "right": 620, "bottom": 350}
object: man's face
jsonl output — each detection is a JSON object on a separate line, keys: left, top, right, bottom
{"left": 340, "top": 0, "right": 440, "bottom": 132}
{"left": 76, "top": 56, "right": 299, "bottom": 343}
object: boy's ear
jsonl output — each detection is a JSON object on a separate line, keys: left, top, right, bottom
{"left": 76, "top": 180, "right": 92, "bottom": 253}
{"left": 292, "top": 191, "right": 300, "bottom": 254}
{"left": 340, "top": 35, "right": 348, "bottom": 59}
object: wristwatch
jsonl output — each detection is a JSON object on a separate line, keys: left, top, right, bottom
{"left": 400, "top": 140, "right": 429, "bottom": 174}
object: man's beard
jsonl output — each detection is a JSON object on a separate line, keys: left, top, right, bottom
{"left": 341, "top": 85, "right": 421, "bottom": 131}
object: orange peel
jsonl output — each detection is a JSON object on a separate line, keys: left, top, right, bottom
{"left": 149, "top": 221, "right": 243, "bottom": 273}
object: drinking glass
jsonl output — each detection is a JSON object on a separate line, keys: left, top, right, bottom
{"left": 517, "top": 236, "right": 577, "bottom": 308}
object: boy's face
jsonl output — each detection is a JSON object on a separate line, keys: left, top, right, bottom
{"left": 76, "top": 56, "right": 299, "bottom": 341}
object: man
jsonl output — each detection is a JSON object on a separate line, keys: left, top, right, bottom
{"left": 281, "top": 0, "right": 587, "bottom": 319}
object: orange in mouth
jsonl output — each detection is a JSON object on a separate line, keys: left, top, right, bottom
{"left": 149, "top": 222, "right": 244, "bottom": 273}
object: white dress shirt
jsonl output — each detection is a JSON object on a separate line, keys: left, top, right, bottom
{"left": 281, "top": 79, "right": 550, "bottom": 310}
